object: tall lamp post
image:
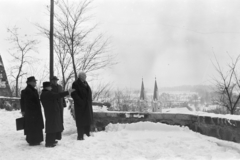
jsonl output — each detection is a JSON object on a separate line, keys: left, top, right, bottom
{"left": 50, "top": 0, "right": 54, "bottom": 80}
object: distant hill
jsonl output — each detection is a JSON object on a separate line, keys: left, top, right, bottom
{"left": 159, "top": 85, "right": 215, "bottom": 93}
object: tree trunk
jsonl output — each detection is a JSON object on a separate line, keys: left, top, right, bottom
{"left": 61, "top": 65, "right": 66, "bottom": 90}
{"left": 71, "top": 54, "right": 78, "bottom": 80}
{"left": 15, "top": 77, "right": 19, "bottom": 97}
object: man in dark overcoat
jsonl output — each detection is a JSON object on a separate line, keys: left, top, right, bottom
{"left": 20, "top": 90, "right": 25, "bottom": 115}
{"left": 40, "top": 82, "right": 75, "bottom": 147}
{"left": 20, "top": 89, "right": 26, "bottom": 135}
{"left": 71, "top": 71, "right": 93, "bottom": 140}
{"left": 50, "top": 76, "right": 66, "bottom": 139}
{"left": 23, "top": 76, "right": 44, "bottom": 146}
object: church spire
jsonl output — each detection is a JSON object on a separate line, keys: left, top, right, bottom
{"left": 140, "top": 78, "right": 145, "bottom": 100}
{"left": 153, "top": 77, "right": 158, "bottom": 101}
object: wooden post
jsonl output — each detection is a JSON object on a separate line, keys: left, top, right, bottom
{"left": 50, "top": 0, "right": 54, "bottom": 80}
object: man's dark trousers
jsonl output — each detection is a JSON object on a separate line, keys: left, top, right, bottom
{"left": 46, "top": 132, "right": 62, "bottom": 145}
{"left": 77, "top": 126, "right": 90, "bottom": 139}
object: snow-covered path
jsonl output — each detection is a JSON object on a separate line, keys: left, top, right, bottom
{"left": 1, "top": 109, "right": 240, "bottom": 160}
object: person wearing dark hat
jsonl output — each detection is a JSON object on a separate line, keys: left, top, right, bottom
{"left": 23, "top": 76, "right": 44, "bottom": 146}
{"left": 50, "top": 76, "right": 66, "bottom": 140}
{"left": 40, "top": 81, "right": 75, "bottom": 147}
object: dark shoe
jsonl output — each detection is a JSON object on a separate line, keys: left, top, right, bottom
{"left": 53, "top": 141, "right": 58, "bottom": 145}
{"left": 77, "top": 137, "right": 84, "bottom": 140}
{"left": 29, "top": 143, "right": 40, "bottom": 146}
{"left": 45, "top": 144, "right": 56, "bottom": 148}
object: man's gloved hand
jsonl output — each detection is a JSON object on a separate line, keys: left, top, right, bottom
{"left": 68, "top": 89, "right": 76, "bottom": 95}
{"left": 21, "top": 112, "right": 25, "bottom": 117}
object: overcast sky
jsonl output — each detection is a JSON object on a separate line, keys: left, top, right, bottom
{"left": 1, "top": 0, "right": 240, "bottom": 90}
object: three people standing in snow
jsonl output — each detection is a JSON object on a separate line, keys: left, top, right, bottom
{"left": 20, "top": 71, "right": 93, "bottom": 147}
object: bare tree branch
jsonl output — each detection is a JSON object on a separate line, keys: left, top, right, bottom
{"left": 213, "top": 54, "right": 240, "bottom": 114}
{"left": 36, "top": 0, "right": 115, "bottom": 90}
{"left": 7, "top": 27, "right": 39, "bottom": 97}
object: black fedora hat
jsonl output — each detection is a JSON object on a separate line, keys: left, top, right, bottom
{"left": 26, "top": 76, "right": 37, "bottom": 83}
{"left": 42, "top": 82, "right": 51, "bottom": 88}
{"left": 51, "top": 76, "right": 59, "bottom": 81}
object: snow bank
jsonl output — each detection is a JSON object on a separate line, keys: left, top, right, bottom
{"left": 0, "top": 96, "right": 20, "bottom": 99}
{"left": 162, "top": 107, "right": 240, "bottom": 121}
{"left": 93, "top": 105, "right": 108, "bottom": 112}
{"left": 1, "top": 109, "right": 240, "bottom": 160}
{"left": 195, "top": 112, "right": 240, "bottom": 121}
{"left": 162, "top": 107, "right": 194, "bottom": 114}
{"left": 105, "top": 122, "right": 188, "bottom": 132}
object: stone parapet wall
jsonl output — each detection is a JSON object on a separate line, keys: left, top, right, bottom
{"left": 0, "top": 97, "right": 20, "bottom": 110}
{"left": 195, "top": 116, "right": 240, "bottom": 142}
{"left": 93, "top": 112, "right": 240, "bottom": 143}
{"left": 1, "top": 98, "right": 239, "bottom": 143}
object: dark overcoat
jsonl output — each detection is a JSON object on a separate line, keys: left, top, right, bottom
{"left": 20, "top": 89, "right": 26, "bottom": 135}
{"left": 24, "top": 85, "right": 44, "bottom": 134}
{"left": 71, "top": 79, "right": 93, "bottom": 127}
{"left": 20, "top": 90, "right": 25, "bottom": 113}
{"left": 40, "top": 89, "right": 69, "bottom": 133}
{"left": 51, "top": 84, "right": 66, "bottom": 123}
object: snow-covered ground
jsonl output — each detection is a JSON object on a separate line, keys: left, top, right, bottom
{"left": 161, "top": 107, "right": 240, "bottom": 121}
{"left": 162, "top": 107, "right": 193, "bottom": 114}
{"left": 1, "top": 109, "right": 240, "bottom": 160}
{"left": 0, "top": 96, "right": 20, "bottom": 99}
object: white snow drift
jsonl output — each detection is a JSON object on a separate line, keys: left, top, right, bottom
{"left": 1, "top": 109, "right": 240, "bottom": 160}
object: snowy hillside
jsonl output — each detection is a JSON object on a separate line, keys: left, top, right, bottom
{"left": 1, "top": 109, "right": 240, "bottom": 160}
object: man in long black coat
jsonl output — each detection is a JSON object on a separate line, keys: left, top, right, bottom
{"left": 23, "top": 76, "right": 44, "bottom": 146}
{"left": 20, "top": 89, "right": 26, "bottom": 135}
{"left": 50, "top": 76, "right": 66, "bottom": 139}
{"left": 40, "top": 82, "right": 75, "bottom": 147}
{"left": 71, "top": 71, "right": 93, "bottom": 140}
{"left": 20, "top": 90, "right": 25, "bottom": 115}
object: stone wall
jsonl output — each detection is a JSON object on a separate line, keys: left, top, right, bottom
{"left": 93, "top": 112, "right": 240, "bottom": 143}
{"left": 0, "top": 97, "right": 20, "bottom": 110}
{"left": 1, "top": 97, "right": 239, "bottom": 143}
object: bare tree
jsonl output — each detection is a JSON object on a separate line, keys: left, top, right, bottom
{"left": 113, "top": 90, "right": 124, "bottom": 111}
{"left": 54, "top": 37, "right": 73, "bottom": 89}
{"left": 111, "top": 89, "right": 137, "bottom": 111}
{"left": 92, "top": 82, "right": 112, "bottom": 101}
{"left": 35, "top": 29, "right": 74, "bottom": 90}
{"left": 54, "top": 0, "right": 93, "bottom": 80}
{"left": 28, "top": 63, "right": 49, "bottom": 94}
{"left": 37, "top": 0, "right": 114, "bottom": 86}
{"left": 7, "top": 27, "right": 39, "bottom": 97}
{"left": 213, "top": 54, "right": 240, "bottom": 114}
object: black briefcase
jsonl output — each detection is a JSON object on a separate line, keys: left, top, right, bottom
{"left": 16, "top": 117, "right": 25, "bottom": 131}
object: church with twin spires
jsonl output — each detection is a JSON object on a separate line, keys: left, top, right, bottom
{"left": 139, "top": 78, "right": 162, "bottom": 112}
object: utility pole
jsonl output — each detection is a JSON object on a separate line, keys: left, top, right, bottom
{"left": 50, "top": 0, "right": 54, "bottom": 80}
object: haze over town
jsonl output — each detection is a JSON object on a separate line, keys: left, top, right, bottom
{"left": 1, "top": 0, "right": 240, "bottom": 90}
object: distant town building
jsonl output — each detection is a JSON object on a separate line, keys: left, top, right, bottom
{"left": 140, "top": 78, "right": 145, "bottom": 100}
{"left": 152, "top": 78, "right": 161, "bottom": 112}
{"left": 138, "top": 78, "right": 148, "bottom": 112}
